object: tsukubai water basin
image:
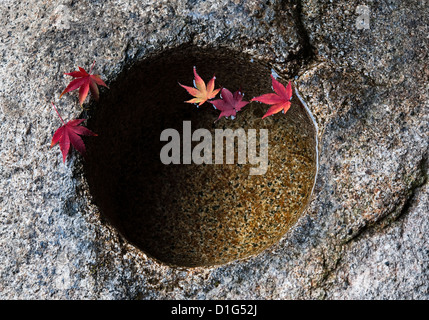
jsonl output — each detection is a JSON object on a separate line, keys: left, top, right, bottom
{"left": 84, "top": 45, "right": 318, "bottom": 267}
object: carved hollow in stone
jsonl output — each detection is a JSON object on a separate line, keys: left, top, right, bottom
{"left": 83, "top": 46, "right": 318, "bottom": 267}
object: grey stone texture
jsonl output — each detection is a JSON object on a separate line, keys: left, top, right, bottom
{"left": 0, "top": 0, "right": 427, "bottom": 299}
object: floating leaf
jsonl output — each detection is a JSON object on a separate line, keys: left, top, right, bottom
{"left": 251, "top": 75, "right": 292, "bottom": 119}
{"left": 179, "top": 66, "right": 221, "bottom": 106}
{"left": 210, "top": 88, "right": 249, "bottom": 122}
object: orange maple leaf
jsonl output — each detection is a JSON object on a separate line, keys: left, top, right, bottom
{"left": 179, "top": 67, "right": 221, "bottom": 106}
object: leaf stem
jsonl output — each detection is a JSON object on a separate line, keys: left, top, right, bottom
{"left": 89, "top": 60, "right": 96, "bottom": 74}
{"left": 51, "top": 102, "right": 66, "bottom": 125}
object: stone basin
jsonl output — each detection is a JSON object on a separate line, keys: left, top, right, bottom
{"left": 84, "top": 45, "right": 318, "bottom": 267}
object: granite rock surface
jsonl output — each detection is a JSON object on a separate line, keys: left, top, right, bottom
{"left": 0, "top": 0, "right": 427, "bottom": 299}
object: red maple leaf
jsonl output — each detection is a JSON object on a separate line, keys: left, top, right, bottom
{"left": 251, "top": 75, "right": 292, "bottom": 119}
{"left": 179, "top": 66, "right": 221, "bottom": 106}
{"left": 60, "top": 61, "right": 109, "bottom": 106}
{"left": 209, "top": 88, "right": 249, "bottom": 122}
{"left": 50, "top": 103, "right": 97, "bottom": 163}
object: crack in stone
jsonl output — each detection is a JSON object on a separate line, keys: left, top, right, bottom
{"left": 343, "top": 153, "right": 429, "bottom": 245}
{"left": 314, "top": 154, "right": 428, "bottom": 296}
{"left": 274, "top": 0, "right": 316, "bottom": 77}
{"left": 395, "top": 154, "right": 428, "bottom": 219}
